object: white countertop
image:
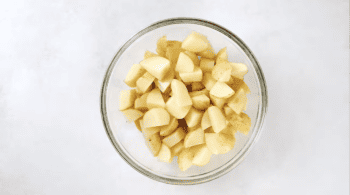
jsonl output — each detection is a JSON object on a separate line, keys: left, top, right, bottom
{"left": 0, "top": 0, "right": 348, "bottom": 194}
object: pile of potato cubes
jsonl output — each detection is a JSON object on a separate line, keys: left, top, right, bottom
{"left": 119, "top": 31, "right": 251, "bottom": 171}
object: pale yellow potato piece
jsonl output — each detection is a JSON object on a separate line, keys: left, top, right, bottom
{"left": 184, "top": 51, "right": 199, "bottom": 66}
{"left": 171, "top": 141, "right": 184, "bottom": 156}
{"left": 158, "top": 144, "right": 173, "bottom": 163}
{"left": 202, "top": 73, "right": 217, "bottom": 90}
{"left": 230, "top": 63, "right": 248, "bottom": 80}
{"left": 224, "top": 105, "right": 234, "bottom": 116}
{"left": 154, "top": 71, "right": 174, "bottom": 93}
{"left": 124, "top": 64, "right": 146, "bottom": 88}
{"left": 227, "top": 112, "right": 251, "bottom": 135}
{"left": 192, "top": 144, "right": 212, "bottom": 166}
{"left": 209, "top": 94, "right": 226, "bottom": 109}
{"left": 144, "top": 50, "right": 159, "bottom": 59}
{"left": 187, "top": 124, "right": 201, "bottom": 132}
{"left": 197, "top": 44, "right": 215, "bottom": 59}
{"left": 119, "top": 89, "right": 137, "bottom": 111}
{"left": 165, "top": 97, "right": 192, "bottom": 119}
{"left": 171, "top": 79, "right": 192, "bottom": 107}
{"left": 240, "top": 80, "right": 251, "bottom": 94}
{"left": 178, "top": 148, "right": 194, "bottom": 171}
{"left": 204, "top": 126, "right": 215, "bottom": 133}
{"left": 191, "top": 82, "right": 204, "bottom": 91}
{"left": 179, "top": 66, "right": 203, "bottom": 82}
{"left": 200, "top": 58, "right": 215, "bottom": 72}
{"left": 227, "top": 88, "right": 247, "bottom": 115}
{"left": 220, "top": 123, "right": 238, "bottom": 137}
{"left": 205, "top": 133, "right": 235, "bottom": 154}
{"left": 189, "top": 89, "right": 210, "bottom": 98}
{"left": 134, "top": 118, "right": 142, "bottom": 131}
{"left": 135, "top": 87, "right": 143, "bottom": 95}
{"left": 143, "top": 108, "right": 170, "bottom": 127}
{"left": 181, "top": 31, "right": 209, "bottom": 52}
{"left": 176, "top": 52, "right": 195, "bottom": 73}
{"left": 210, "top": 82, "right": 235, "bottom": 99}
{"left": 156, "top": 36, "right": 167, "bottom": 57}
{"left": 192, "top": 94, "right": 210, "bottom": 110}
{"left": 134, "top": 93, "right": 149, "bottom": 111}
{"left": 160, "top": 117, "right": 179, "bottom": 136}
{"left": 201, "top": 109, "right": 211, "bottom": 130}
{"left": 184, "top": 107, "right": 203, "bottom": 128}
{"left": 184, "top": 127, "right": 205, "bottom": 148}
{"left": 166, "top": 41, "right": 183, "bottom": 69}
{"left": 140, "top": 56, "right": 171, "bottom": 81}
{"left": 212, "top": 62, "right": 232, "bottom": 82}
{"left": 162, "top": 127, "right": 186, "bottom": 148}
{"left": 208, "top": 106, "right": 226, "bottom": 133}
{"left": 136, "top": 72, "right": 155, "bottom": 93}
{"left": 140, "top": 119, "right": 161, "bottom": 138}
{"left": 122, "top": 109, "right": 144, "bottom": 122}
{"left": 145, "top": 133, "right": 162, "bottom": 156}
{"left": 216, "top": 47, "right": 228, "bottom": 62}
{"left": 147, "top": 88, "right": 166, "bottom": 109}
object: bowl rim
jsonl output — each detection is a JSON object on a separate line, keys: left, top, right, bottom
{"left": 100, "top": 17, "right": 268, "bottom": 185}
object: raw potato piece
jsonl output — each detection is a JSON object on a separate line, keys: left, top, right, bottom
{"left": 119, "top": 89, "right": 137, "bottom": 111}
{"left": 178, "top": 148, "right": 194, "bottom": 171}
{"left": 189, "top": 89, "right": 210, "bottom": 97}
{"left": 216, "top": 47, "right": 228, "bottom": 64}
{"left": 140, "top": 119, "right": 161, "bottom": 138}
{"left": 192, "top": 145, "right": 212, "bottom": 166}
{"left": 204, "top": 127, "right": 215, "bottom": 133}
{"left": 155, "top": 71, "right": 174, "bottom": 92}
{"left": 200, "top": 58, "right": 215, "bottom": 72}
{"left": 205, "top": 133, "right": 235, "bottom": 154}
{"left": 179, "top": 66, "right": 203, "bottom": 82}
{"left": 224, "top": 105, "right": 234, "bottom": 116}
{"left": 134, "top": 119, "right": 142, "bottom": 131}
{"left": 176, "top": 52, "right": 195, "bottom": 73}
{"left": 220, "top": 123, "right": 238, "bottom": 137}
{"left": 134, "top": 92, "right": 149, "bottom": 111}
{"left": 165, "top": 97, "right": 192, "bottom": 119}
{"left": 210, "top": 82, "right": 235, "bottom": 99}
{"left": 158, "top": 144, "right": 173, "bottom": 163}
{"left": 184, "top": 127, "right": 205, "bottom": 148}
{"left": 156, "top": 36, "right": 167, "bottom": 57}
{"left": 147, "top": 89, "right": 166, "bottom": 109}
{"left": 230, "top": 63, "right": 248, "bottom": 80}
{"left": 191, "top": 82, "right": 205, "bottom": 91}
{"left": 172, "top": 141, "right": 184, "bottom": 156}
{"left": 171, "top": 79, "right": 192, "bottom": 107}
{"left": 145, "top": 133, "right": 162, "bottom": 156}
{"left": 192, "top": 94, "right": 210, "bottom": 110}
{"left": 140, "top": 56, "right": 171, "bottom": 80}
{"left": 184, "top": 107, "right": 203, "bottom": 128}
{"left": 227, "top": 88, "right": 247, "bottom": 115}
{"left": 122, "top": 109, "right": 144, "bottom": 122}
{"left": 181, "top": 32, "right": 209, "bottom": 52}
{"left": 227, "top": 112, "right": 251, "bottom": 135}
{"left": 184, "top": 51, "right": 199, "bottom": 66}
{"left": 202, "top": 73, "right": 217, "bottom": 90}
{"left": 163, "top": 127, "right": 186, "bottom": 148}
{"left": 144, "top": 50, "right": 158, "bottom": 59}
{"left": 208, "top": 106, "right": 226, "bottom": 133}
{"left": 197, "top": 44, "right": 215, "bottom": 59}
{"left": 143, "top": 108, "right": 170, "bottom": 127}
{"left": 124, "top": 64, "right": 146, "bottom": 88}
{"left": 209, "top": 94, "right": 227, "bottom": 109}
{"left": 201, "top": 110, "right": 211, "bottom": 130}
{"left": 212, "top": 62, "right": 232, "bottom": 82}
{"left": 160, "top": 117, "right": 179, "bottom": 136}
{"left": 136, "top": 72, "right": 155, "bottom": 93}
{"left": 166, "top": 41, "right": 183, "bottom": 69}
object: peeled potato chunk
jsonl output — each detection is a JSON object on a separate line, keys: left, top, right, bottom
{"left": 119, "top": 89, "right": 137, "bottom": 111}
{"left": 227, "top": 112, "right": 251, "bottom": 135}
{"left": 122, "top": 109, "right": 144, "bottom": 122}
{"left": 172, "top": 141, "right": 185, "bottom": 156}
{"left": 178, "top": 148, "right": 194, "bottom": 171}
{"left": 136, "top": 72, "right": 155, "bottom": 93}
{"left": 184, "top": 127, "right": 205, "bottom": 148}
{"left": 124, "top": 64, "right": 146, "bottom": 88}
{"left": 224, "top": 105, "right": 234, "bottom": 116}
{"left": 184, "top": 51, "right": 199, "bottom": 66}
{"left": 209, "top": 94, "right": 227, "bottom": 109}
{"left": 189, "top": 89, "right": 210, "bottom": 98}
{"left": 140, "top": 119, "right": 161, "bottom": 138}
{"left": 210, "top": 82, "right": 235, "bottom": 99}
{"left": 166, "top": 41, "right": 183, "bottom": 69}
{"left": 179, "top": 66, "right": 203, "bottom": 82}
{"left": 212, "top": 62, "right": 233, "bottom": 82}
{"left": 208, "top": 106, "right": 226, "bottom": 133}
{"left": 202, "top": 72, "right": 217, "bottom": 91}
{"left": 134, "top": 92, "right": 149, "bottom": 111}
{"left": 192, "top": 144, "right": 212, "bottom": 166}
{"left": 230, "top": 63, "right": 248, "bottom": 80}
{"left": 158, "top": 143, "right": 173, "bottom": 163}
{"left": 143, "top": 108, "right": 170, "bottom": 128}
{"left": 205, "top": 133, "right": 235, "bottom": 154}
{"left": 216, "top": 47, "right": 228, "bottom": 63}
{"left": 181, "top": 31, "right": 209, "bottom": 52}
{"left": 191, "top": 82, "right": 205, "bottom": 91}
{"left": 155, "top": 71, "right": 174, "bottom": 92}
{"left": 165, "top": 97, "right": 192, "bottom": 119}
{"left": 134, "top": 118, "right": 142, "bottom": 131}
{"left": 192, "top": 94, "right": 210, "bottom": 110}
{"left": 197, "top": 44, "right": 215, "bottom": 59}
{"left": 162, "top": 127, "right": 186, "bottom": 148}
{"left": 147, "top": 88, "right": 166, "bottom": 109}
{"left": 145, "top": 133, "right": 162, "bottom": 156}
{"left": 200, "top": 58, "right": 215, "bottom": 72}
{"left": 144, "top": 50, "right": 159, "bottom": 59}
{"left": 171, "top": 79, "right": 192, "bottom": 107}
{"left": 204, "top": 126, "right": 215, "bottom": 133}
{"left": 160, "top": 117, "right": 179, "bottom": 136}
{"left": 220, "top": 123, "right": 238, "bottom": 137}
{"left": 201, "top": 109, "right": 212, "bottom": 130}
{"left": 140, "top": 56, "right": 171, "bottom": 81}
{"left": 184, "top": 107, "right": 203, "bottom": 128}
{"left": 156, "top": 36, "right": 167, "bottom": 57}
{"left": 176, "top": 52, "right": 195, "bottom": 73}
{"left": 227, "top": 88, "right": 247, "bottom": 115}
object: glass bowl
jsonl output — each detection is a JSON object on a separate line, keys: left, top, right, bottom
{"left": 100, "top": 17, "right": 268, "bottom": 185}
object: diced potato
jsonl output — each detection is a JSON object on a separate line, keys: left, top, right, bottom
{"left": 122, "top": 109, "right": 144, "bottom": 122}
{"left": 191, "top": 82, "right": 205, "bottom": 91}
{"left": 184, "top": 127, "right": 205, "bottom": 148}
{"left": 210, "top": 82, "right": 235, "bottom": 99}
{"left": 158, "top": 144, "right": 173, "bottom": 163}
{"left": 184, "top": 51, "right": 199, "bottom": 66}
{"left": 227, "top": 112, "right": 251, "bottom": 135}
{"left": 178, "top": 148, "right": 194, "bottom": 171}
{"left": 179, "top": 66, "right": 203, "bottom": 82}
{"left": 209, "top": 94, "right": 227, "bottom": 109}
{"left": 171, "top": 79, "right": 192, "bottom": 107}
{"left": 119, "top": 89, "right": 137, "bottom": 111}
{"left": 202, "top": 73, "right": 217, "bottom": 90}
{"left": 181, "top": 31, "right": 209, "bottom": 52}
{"left": 197, "top": 44, "right": 215, "bottom": 59}
{"left": 166, "top": 41, "right": 183, "bottom": 69}
{"left": 156, "top": 36, "right": 167, "bottom": 57}
{"left": 162, "top": 127, "right": 186, "bottom": 148}
{"left": 224, "top": 105, "right": 234, "bottom": 116}
{"left": 192, "top": 94, "right": 210, "bottom": 110}
{"left": 184, "top": 107, "right": 203, "bottom": 128}
{"left": 160, "top": 117, "right": 179, "bottom": 136}
{"left": 147, "top": 88, "right": 166, "bottom": 109}
{"left": 229, "top": 77, "right": 244, "bottom": 92}
{"left": 140, "top": 119, "right": 161, "bottom": 138}
{"left": 136, "top": 72, "right": 155, "bottom": 93}
{"left": 204, "top": 127, "right": 215, "bottom": 133}
{"left": 200, "top": 58, "right": 215, "bottom": 72}
{"left": 176, "top": 52, "right": 195, "bottom": 73}
{"left": 189, "top": 89, "right": 210, "bottom": 98}
{"left": 230, "top": 63, "right": 248, "bottom": 80}
{"left": 171, "top": 141, "right": 184, "bottom": 156}
{"left": 140, "top": 56, "right": 171, "bottom": 80}
{"left": 144, "top": 50, "right": 158, "bottom": 59}
{"left": 124, "top": 64, "right": 146, "bottom": 88}
{"left": 227, "top": 88, "right": 247, "bottom": 115}
{"left": 192, "top": 144, "right": 212, "bottom": 166}
{"left": 240, "top": 80, "right": 251, "bottom": 94}
{"left": 155, "top": 71, "right": 174, "bottom": 92}
{"left": 134, "top": 118, "right": 142, "bottom": 131}
{"left": 143, "top": 108, "right": 170, "bottom": 127}
{"left": 201, "top": 109, "right": 212, "bottom": 130}
{"left": 135, "top": 87, "right": 143, "bottom": 95}
{"left": 220, "top": 123, "right": 238, "bottom": 137}
{"left": 205, "top": 133, "right": 235, "bottom": 154}
{"left": 212, "top": 62, "right": 232, "bottom": 82}
{"left": 145, "top": 133, "right": 162, "bottom": 156}
{"left": 216, "top": 47, "right": 228, "bottom": 63}
{"left": 208, "top": 106, "right": 226, "bottom": 133}
{"left": 165, "top": 97, "right": 192, "bottom": 119}
{"left": 187, "top": 124, "right": 201, "bottom": 132}
{"left": 134, "top": 92, "right": 149, "bottom": 111}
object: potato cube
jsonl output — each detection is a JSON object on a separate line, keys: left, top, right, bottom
{"left": 192, "top": 94, "right": 210, "bottom": 110}
{"left": 208, "top": 106, "right": 226, "bottom": 133}
{"left": 160, "top": 117, "right": 179, "bottom": 136}
{"left": 192, "top": 144, "right": 212, "bottom": 166}
{"left": 184, "top": 107, "right": 203, "bottom": 128}
{"left": 178, "top": 148, "right": 194, "bottom": 171}
{"left": 204, "top": 127, "right": 215, "bottom": 133}
{"left": 134, "top": 118, "right": 142, "bottom": 131}
{"left": 181, "top": 31, "right": 209, "bottom": 52}
{"left": 171, "top": 79, "right": 192, "bottom": 107}
{"left": 145, "top": 133, "right": 162, "bottom": 156}
{"left": 122, "top": 109, "right": 144, "bottom": 122}
{"left": 184, "top": 127, "right": 205, "bottom": 148}
{"left": 212, "top": 62, "right": 232, "bottom": 82}
{"left": 156, "top": 36, "right": 167, "bottom": 57}
{"left": 191, "top": 82, "right": 205, "bottom": 91}
{"left": 140, "top": 56, "right": 171, "bottom": 81}
{"left": 197, "top": 44, "right": 215, "bottom": 59}
{"left": 136, "top": 72, "right": 155, "bottom": 93}
{"left": 158, "top": 144, "right": 173, "bottom": 163}
{"left": 227, "top": 112, "right": 251, "bottom": 135}
{"left": 220, "top": 123, "right": 238, "bottom": 137}
{"left": 119, "top": 89, "right": 137, "bottom": 111}
{"left": 144, "top": 50, "right": 158, "bottom": 59}
{"left": 166, "top": 41, "right": 183, "bottom": 69}
{"left": 171, "top": 141, "right": 184, "bottom": 156}
{"left": 147, "top": 88, "right": 166, "bottom": 109}
{"left": 179, "top": 66, "right": 203, "bottom": 82}
{"left": 201, "top": 109, "right": 212, "bottom": 130}
{"left": 184, "top": 51, "right": 199, "bottom": 66}
{"left": 143, "top": 108, "right": 170, "bottom": 127}
{"left": 176, "top": 52, "right": 195, "bottom": 73}
{"left": 202, "top": 73, "right": 217, "bottom": 90}
{"left": 210, "top": 82, "right": 235, "bottom": 99}
{"left": 189, "top": 89, "right": 210, "bottom": 98}
{"left": 154, "top": 71, "right": 174, "bottom": 93}
{"left": 230, "top": 63, "right": 248, "bottom": 79}
{"left": 140, "top": 119, "right": 161, "bottom": 138}
{"left": 209, "top": 94, "right": 227, "bottom": 109}
{"left": 124, "top": 64, "right": 146, "bottom": 88}
{"left": 162, "top": 127, "right": 186, "bottom": 148}
{"left": 215, "top": 47, "right": 228, "bottom": 63}
{"left": 227, "top": 88, "right": 247, "bottom": 115}
{"left": 165, "top": 97, "right": 192, "bottom": 119}
{"left": 205, "top": 133, "right": 235, "bottom": 154}
{"left": 224, "top": 105, "right": 234, "bottom": 116}
{"left": 200, "top": 58, "right": 215, "bottom": 72}
{"left": 134, "top": 92, "right": 149, "bottom": 111}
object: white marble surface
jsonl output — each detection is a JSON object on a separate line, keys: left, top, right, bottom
{"left": 0, "top": 0, "right": 348, "bottom": 194}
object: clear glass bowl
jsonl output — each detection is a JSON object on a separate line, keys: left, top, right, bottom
{"left": 100, "top": 18, "right": 268, "bottom": 185}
